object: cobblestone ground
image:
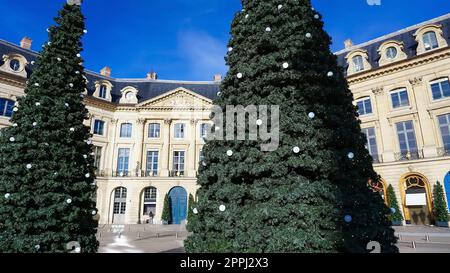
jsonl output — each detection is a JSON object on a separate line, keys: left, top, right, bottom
{"left": 96, "top": 224, "right": 450, "bottom": 253}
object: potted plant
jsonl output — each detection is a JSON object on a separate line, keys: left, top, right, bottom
{"left": 433, "top": 181, "right": 449, "bottom": 227}
{"left": 161, "top": 194, "right": 172, "bottom": 225}
{"left": 387, "top": 185, "right": 404, "bottom": 226}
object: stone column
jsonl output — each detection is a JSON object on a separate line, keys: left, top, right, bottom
{"left": 187, "top": 119, "right": 197, "bottom": 177}
{"left": 134, "top": 118, "right": 146, "bottom": 176}
{"left": 161, "top": 119, "right": 172, "bottom": 177}
{"left": 372, "top": 87, "right": 395, "bottom": 162}
{"left": 105, "top": 118, "right": 118, "bottom": 175}
{"left": 409, "top": 77, "right": 437, "bottom": 157}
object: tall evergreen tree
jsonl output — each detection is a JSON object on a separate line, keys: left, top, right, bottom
{"left": 386, "top": 185, "right": 403, "bottom": 223}
{"left": 186, "top": 0, "right": 397, "bottom": 253}
{"left": 433, "top": 182, "right": 449, "bottom": 223}
{"left": 0, "top": 0, "right": 98, "bottom": 253}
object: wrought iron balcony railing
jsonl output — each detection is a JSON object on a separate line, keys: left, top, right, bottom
{"left": 169, "top": 170, "right": 185, "bottom": 177}
{"left": 143, "top": 170, "right": 159, "bottom": 177}
{"left": 394, "top": 150, "right": 424, "bottom": 161}
{"left": 437, "top": 147, "right": 450, "bottom": 157}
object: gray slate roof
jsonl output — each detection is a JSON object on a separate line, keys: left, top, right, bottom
{"left": 0, "top": 39, "right": 220, "bottom": 104}
{"left": 335, "top": 13, "right": 450, "bottom": 75}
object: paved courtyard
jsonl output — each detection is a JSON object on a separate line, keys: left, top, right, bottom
{"left": 97, "top": 224, "right": 450, "bottom": 253}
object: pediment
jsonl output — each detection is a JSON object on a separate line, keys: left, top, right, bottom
{"left": 138, "top": 87, "right": 213, "bottom": 110}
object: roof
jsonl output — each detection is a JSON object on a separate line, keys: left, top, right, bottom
{"left": 335, "top": 13, "right": 450, "bottom": 74}
{"left": 0, "top": 39, "right": 220, "bottom": 104}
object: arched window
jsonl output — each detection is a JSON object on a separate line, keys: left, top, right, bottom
{"left": 352, "top": 55, "right": 365, "bottom": 72}
{"left": 423, "top": 31, "right": 439, "bottom": 51}
{"left": 143, "top": 187, "right": 157, "bottom": 216}
{"left": 113, "top": 187, "right": 127, "bottom": 215}
{"left": 99, "top": 84, "right": 107, "bottom": 99}
{"left": 120, "top": 123, "right": 132, "bottom": 138}
{"left": 0, "top": 98, "right": 15, "bottom": 117}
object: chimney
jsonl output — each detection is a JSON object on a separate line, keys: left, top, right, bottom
{"left": 213, "top": 74, "right": 222, "bottom": 82}
{"left": 20, "top": 37, "right": 32, "bottom": 50}
{"left": 147, "top": 71, "right": 158, "bottom": 80}
{"left": 100, "top": 66, "right": 111, "bottom": 77}
{"left": 344, "top": 39, "right": 354, "bottom": 49}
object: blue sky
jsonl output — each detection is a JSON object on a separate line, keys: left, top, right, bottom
{"left": 0, "top": 0, "right": 448, "bottom": 81}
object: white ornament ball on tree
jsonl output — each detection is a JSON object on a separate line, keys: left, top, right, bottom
{"left": 278, "top": 4, "right": 283, "bottom": 9}
{"left": 227, "top": 150, "right": 233, "bottom": 157}
{"left": 219, "top": 205, "right": 226, "bottom": 212}
{"left": 69, "top": 83, "right": 74, "bottom": 88}
{"left": 256, "top": 119, "right": 263, "bottom": 126}
{"left": 57, "top": 57, "right": 62, "bottom": 62}
{"left": 12, "top": 123, "right": 17, "bottom": 127}
{"left": 193, "top": 208, "right": 198, "bottom": 215}
{"left": 83, "top": 155, "right": 88, "bottom": 159}
{"left": 306, "top": 33, "right": 312, "bottom": 38}
{"left": 348, "top": 152, "right": 355, "bottom": 159}
{"left": 4, "top": 193, "right": 11, "bottom": 199}
{"left": 83, "top": 29, "right": 88, "bottom": 34}
{"left": 344, "top": 215, "right": 353, "bottom": 223}
{"left": 282, "top": 62, "right": 289, "bottom": 69}
{"left": 35, "top": 102, "right": 41, "bottom": 106}
{"left": 26, "top": 164, "right": 32, "bottom": 169}
{"left": 265, "top": 27, "right": 271, "bottom": 32}
{"left": 314, "top": 14, "right": 320, "bottom": 19}
{"left": 9, "top": 137, "right": 15, "bottom": 142}
{"left": 245, "top": 14, "right": 249, "bottom": 19}
{"left": 65, "top": 103, "right": 70, "bottom": 107}
{"left": 293, "top": 146, "right": 301, "bottom": 154}
{"left": 237, "top": 73, "right": 243, "bottom": 79}
{"left": 77, "top": 54, "right": 81, "bottom": 58}
{"left": 327, "top": 71, "right": 334, "bottom": 77}
{"left": 66, "top": 198, "right": 72, "bottom": 204}
{"left": 70, "top": 128, "right": 75, "bottom": 132}
{"left": 308, "top": 112, "right": 315, "bottom": 119}
{"left": 13, "top": 107, "right": 18, "bottom": 112}
{"left": 85, "top": 173, "right": 90, "bottom": 178}
{"left": 228, "top": 47, "right": 233, "bottom": 52}
{"left": 32, "top": 122, "right": 37, "bottom": 127}
{"left": 35, "top": 245, "right": 40, "bottom": 250}
{"left": 34, "top": 83, "right": 40, "bottom": 87}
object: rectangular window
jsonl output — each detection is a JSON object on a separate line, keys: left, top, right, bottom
{"left": 438, "top": 114, "right": 450, "bottom": 152}
{"left": 173, "top": 151, "right": 185, "bottom": 175}
{"left": 423, "top": 32, "right": 439, "bottom": 51}
{"left": 148, "top": 123, "right": 161, "bottom": 138}
{"left": 352, "top": 56, "right": 364, "bottom": 72}
{"left": 120, "top": 123, "right": 133, "bottom": 138}
{"left": 200, "top": 123, "right": 208, "bottom": 138}
{"left": 117, "top": 148, "right": 130, "bottom": 175}
{"left": 362, "top": 127, "right": 379, "bottom": 159}
{"left": 0, "top": 99, "right": 14, "bottom": 117}
{"left": 174, "top": 123, "right": 185, "bottom": 139}
{"left": 391, "top": 89, "right": 410, "bottom": 109}
{"left": 356, "top": 98, "right": 373, "bottom": 116}
{"left": 146, "top": 151, "right": 159, "bottom": 176}
{"left": 396, "top": 121, "right": 418, "bottom": 155}
{"left": 430, "top": 78, "right": 450, "bottom": 100}
{"left": 93, "top": 146, "right": 102, "bottom": 170}
{"left": 93, "top": 120, "right": 105, "bottom": 135}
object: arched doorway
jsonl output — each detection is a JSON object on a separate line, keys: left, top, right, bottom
{"left": 141, "top": 187, "right": 157, "bottom": 224}
{"left": 369, "top": 178, "right": 387, "bottom": 204}
{"left": 444, "top": 172, "right": 450, "bottom": 212}
{"left": 400, "top": 173, "right": 433, "bottom": 225}
{"left": 112, "top": 187, "right": 127, "bottom": 224}
{"left": 169, "top": 187, "right": 187, "bottom": 224}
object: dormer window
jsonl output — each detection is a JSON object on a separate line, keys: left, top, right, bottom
{"left": 99, "top": 85, "right": 107, "bottom": 99}
{"left": 9, "top": 59, "right": 21, "bottom": 71}
{"left": 352, "top": 55, "right": 364, "bottom": 72}
{"left": 414, "top": 24, "right": 448, "bottom": 55}
{"left": 386, "top": 47, "right": 398, "bottom": 60}
{"left": 423, "top": 31, "right": 439, "bottom": 51}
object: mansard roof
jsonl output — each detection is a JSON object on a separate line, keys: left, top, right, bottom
{"left": 0, "top": 39, "right": 220, "bottom": 104}
{"left": 335, "top": 13, "right": 450, "bottom": 75}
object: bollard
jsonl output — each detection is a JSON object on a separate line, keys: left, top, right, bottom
{"left": 412, "top": 241, "right": 416, "bottom": 249}
{"left": 426, "top": 234, "right": 430, "bottom": 242}
{"left": 176, "top": 232, "right": 178, "bottom": 239}
{"left": 156, "top": 233, "right": 159, "bottom": 238}
{"left": 399, "top": 235, "right": 402, "bottom": 241}
{"left": 137, "top": 232, "right": 140, "bottom": 238}
{"left": 99, "top": 232, "right": 102, "bottom": 238}
{"left": 118, "top": 232, "right": 122, "bottom": 239}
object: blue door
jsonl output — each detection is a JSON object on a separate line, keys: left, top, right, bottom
{"left": 169, "top": 187, "right": 187, "bottom": 224}
{"left": 444, "top": 172, "right": 450, "bottom": 212}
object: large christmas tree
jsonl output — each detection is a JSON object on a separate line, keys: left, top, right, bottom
{"left": 186, "top": 0, "right": 398, "bottom": 253}
{"left": 0, "top": 0, "right": 98, "bottom": 253}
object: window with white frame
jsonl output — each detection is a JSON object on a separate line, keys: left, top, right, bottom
{"left": 396, "top": 121, "right": 418, "bottom": 155}
{"left": 113, "top": 187, "right": 127, "bottom": 215}
{"left": 200, "top": 123, "right": 208, "bottom": 138}
{"left": 146, "top": 151, "right": 159, "bottom": 176}
{"left": 390, "top": 88, "right": 410, "bottom": 109}
{"left": 99, "top": 84, "right": 107, "bottom": 99}
{"left": 93, "top": 146, "right": 102, "bottom": 170}
{"left": 93, "top": 120, "right": 105, "bottom": 135}
{"left": 0, "top": 98, "right": 14, "bottom": 117}
{"left": 352, "top": 55, "right": 365, "bottom": 72}
{"left": 148, "top": 123, "right": 161, "bottom": 138}
{"left": 423, "top": 31, "right": 439, "bottom": 51}
{"left": 173, "top": 151, "right": 185, "bottom": 175}
{"left": 174, "top": 123, "right": 185, "bottom": 139}
{"left": 430, "top": 78, "right": 450, "bottom": 100}
{"left": 143, "top": 187, "right": 157, "bottom": 216}
{"left": 438, "top": 114, "right": 450, "bottom": 151}
{"left": 117, "top": 148, "right": 130, "bottom": 176}
{"left": 356, "top": 97, "right": 373, "bottom": 116}
{"left": 120, "top": 123, "right": 133, "bottom": 138}
{"left": 362, "top": 127, "right": 379, "bottom": 157}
